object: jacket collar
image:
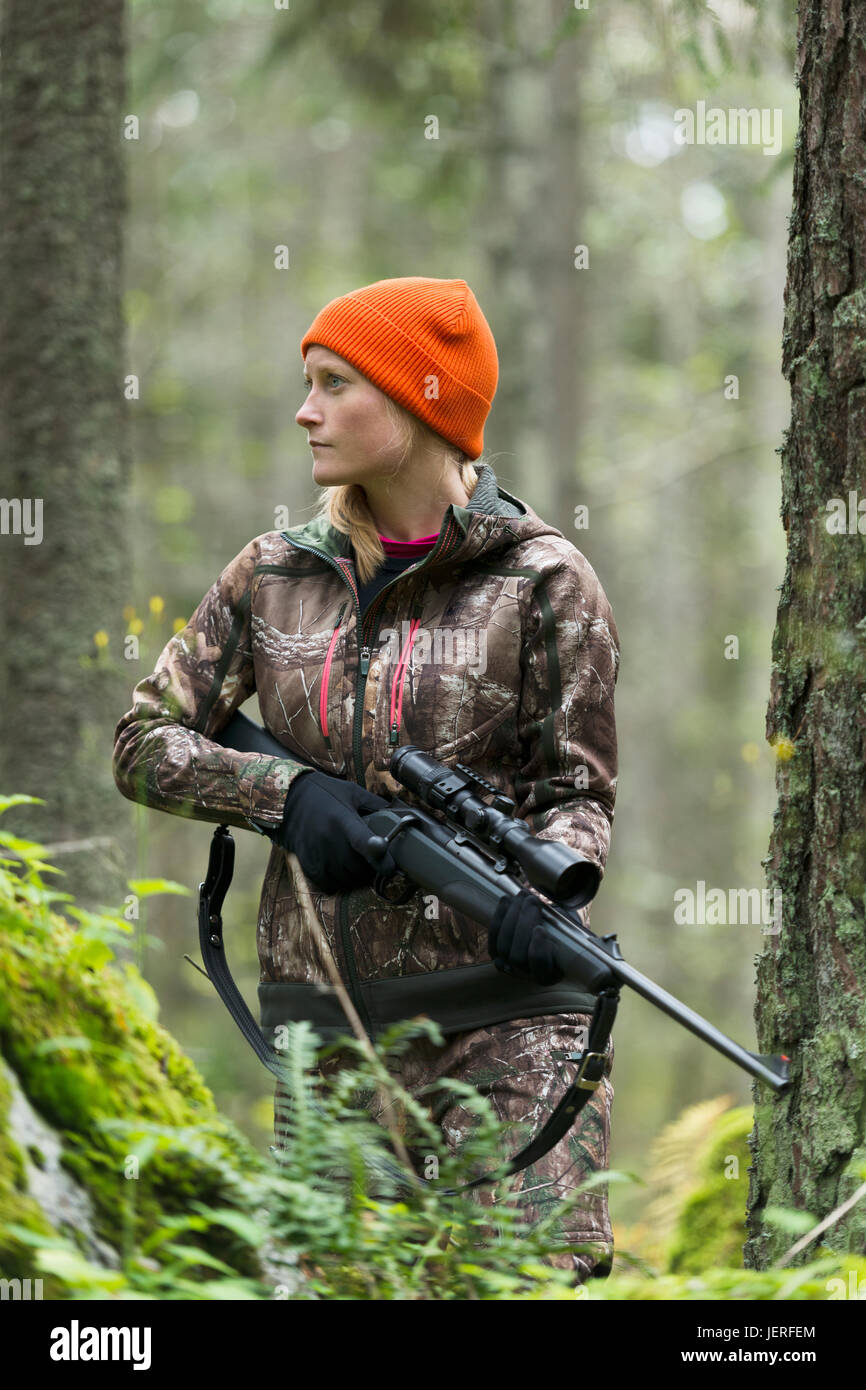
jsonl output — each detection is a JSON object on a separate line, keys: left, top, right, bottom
{"left": 463, "top": 461, "right": 524, "bottom": 520}
{"left": 281, "top": 463, "right": 560, "bottom": 570}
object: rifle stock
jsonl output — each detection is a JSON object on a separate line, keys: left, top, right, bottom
{"left": 214, "top": 709, "right": 317, "bottom": 765}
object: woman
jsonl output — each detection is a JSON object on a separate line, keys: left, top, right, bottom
{"left": 113, "top": 275, "right": 621, "bottom": 1283}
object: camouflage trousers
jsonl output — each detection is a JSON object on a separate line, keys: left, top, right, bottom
{"left": 274, "top": 1011, "right": 614, "bottom": 1285}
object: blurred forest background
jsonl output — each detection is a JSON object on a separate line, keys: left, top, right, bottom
{"left": 7, "top": 0, "right": 801, "bottom": 1249}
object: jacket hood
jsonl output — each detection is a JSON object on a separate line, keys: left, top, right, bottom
{"left": 282, "top": 462, "right": 565, "bottom": 570}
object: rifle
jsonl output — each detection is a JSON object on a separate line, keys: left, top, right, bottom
{"left": 203, "top": 710, "right": 790, "bottom": 1192}
{"left": 377, "top": 747, "right": 791, "bottom": 1085}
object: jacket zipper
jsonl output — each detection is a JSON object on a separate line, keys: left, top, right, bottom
{"left": 319, "top": 602, "right": 347, "bottom": 742}
{"left": 353, "top": 524, "right": 461, "bottom": 775}
{"left": 280, "top": 517, "right": 462, "bottom": 1033}
{"left": 280, "top": 516, "right": 461, "bottom": 782}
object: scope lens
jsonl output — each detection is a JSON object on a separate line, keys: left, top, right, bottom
{"left": 557, "top": 861, "right": 601, "bottom": 908}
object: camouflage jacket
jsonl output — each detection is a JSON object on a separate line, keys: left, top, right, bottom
{"left": 113, "top": 464, "right": 621, "bottom": 1042}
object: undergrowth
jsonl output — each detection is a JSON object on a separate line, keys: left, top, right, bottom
{"left": 1, "top": 793, "right": 862, "bottom": 1301}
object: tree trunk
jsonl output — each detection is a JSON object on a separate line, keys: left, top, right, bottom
{"left": 546, "top": 0, "right": 586, "bottom": 531}
{"left": 747, "top": 0, "right": 866, "bottom": 1267}
{"left": 0, "top": 0, "right": 132, "bottom": 906}
{"left": 478, "top": 0, "right": 591, "bottom": 525}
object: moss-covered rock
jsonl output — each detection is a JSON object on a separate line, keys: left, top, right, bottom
{"left": 0, "top": 806, "right": 276, "bottom": 1295}
{"left": 0, "top": 1058, "right": 65, "bottom": 1292}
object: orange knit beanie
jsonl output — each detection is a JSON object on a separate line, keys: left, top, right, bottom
{"left": 299, "top": 276, "right": 498, "bottom": 460}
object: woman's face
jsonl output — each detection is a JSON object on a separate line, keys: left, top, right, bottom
{"left": 296, "top": 344, "right": 407, "bottom": 486}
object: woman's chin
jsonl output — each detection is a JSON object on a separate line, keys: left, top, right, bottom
{"left": 312, "top": 454, "right": 360, "bottom": 487}
{"left": 311, "top": 455, "right": 337, "bottom": 484}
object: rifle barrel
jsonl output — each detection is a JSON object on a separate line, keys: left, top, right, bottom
{"left": 539, "top": 900, "right": 790, "bottom": 1092}
{"left": 366, "top": 804, "right": 791, "bottom": 1095}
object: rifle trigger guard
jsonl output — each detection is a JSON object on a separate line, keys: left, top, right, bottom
{"left": 373, "top": 872, "right": 417, "bottom": 904}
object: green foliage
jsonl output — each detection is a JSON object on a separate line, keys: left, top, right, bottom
{"left": 244, "top": 1018, "right": 628, "bottom": 1300}
{"left": 0, "top": 798, "right": 272, "bottom": 1289}
{"left": 0, "top": 796, "right": 621, "bottom": 1298}
{"left": 1, "top": 797, "right": 862, "bottom": 1300}
{"left": 603, "top": 1095, "right": 866, "bottom": 1298}
{"left": 665, "top": 1104, "right": 754, "bottom": 1272}
{"left": 586, "top": 1253, "right": 866, "bottom": 1301}
{"left": 640, "top": 1093, "right": 737, "bottom": 1262}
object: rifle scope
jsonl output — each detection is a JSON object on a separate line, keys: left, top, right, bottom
{"left": 390, "top": 745, "right": 601, "bottom": 909}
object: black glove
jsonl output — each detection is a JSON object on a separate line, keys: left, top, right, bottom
{"left": 488, "top": 888, "right": 563, "bottom": 986}
{"left": 270, "top": 769, "right": 397, "bottom": 894}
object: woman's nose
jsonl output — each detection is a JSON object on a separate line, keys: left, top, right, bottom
{"left": 295, "top": 398, "right": 320, "bottom": 427}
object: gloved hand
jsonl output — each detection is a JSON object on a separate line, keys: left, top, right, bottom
{"left": 270, "top": 770, "right": 397, "bottom": 894}
{"left": 488, "top": 888, "right": 563, "bottom": 986}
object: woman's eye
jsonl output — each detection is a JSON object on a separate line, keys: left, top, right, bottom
{"left": 303, "top": 374, "right": 343, "bottom": 390}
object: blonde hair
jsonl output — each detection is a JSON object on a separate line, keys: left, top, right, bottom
{"left": 313, "top": 395, "right": 483, "bottom": 583}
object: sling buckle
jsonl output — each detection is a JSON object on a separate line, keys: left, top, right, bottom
{"left": 574, "top": 1050, "right": 607, "bottom": 1091}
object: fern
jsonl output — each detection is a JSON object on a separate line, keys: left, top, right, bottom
{"left": 639, "top": 1093, "right": 737, "bottom": 1261}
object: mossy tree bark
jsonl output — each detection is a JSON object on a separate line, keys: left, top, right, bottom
{"left": 746, "top": 0, "right": 866, "bottom": 1267}
{"left": 0, "top": 0, "right": 132, "bottom": 906}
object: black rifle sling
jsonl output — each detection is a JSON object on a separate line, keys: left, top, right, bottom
{"left": 448, "top": 985, "right": 618, "bottom": 1193}
{"left": 198, "top": 823, "right": 618, "bottom": 1192}
{"left": 198, "top": 824, "right": 283, "bottom": 1077}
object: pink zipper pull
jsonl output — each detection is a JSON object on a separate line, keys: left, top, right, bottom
{"left": 320, "top": 603, "right": 347, "bottom": 740}
{"left": 390, "top": 616, "right": 421, "bottom": 745}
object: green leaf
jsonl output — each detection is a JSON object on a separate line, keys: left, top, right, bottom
{"left": 0, "top": 831, "right": 50, "bottom": 853}
{"left": 160, "top": 1244, "right": 239, "bottom": 1275}
{"left": 763, "top": 1205, "right": 817, "bottom": 1234}
{"left": 188, "top": 1205, "right": 266, "bottom": 1246}
{"left": 0, "top": 794, "right": 46, "bottom": 815}
{"left": 184, "top": 1279, "right": 263, "bottom": 1301}
{"left": 4, "top": 1225, "right": 77, "bottom": 1250}
{"left": 35, "top": 1247, "right": 127, "bottom": 1291}
{"left": 572, "top": 1167, "right": 643, "bottom": 1193}
{"left": 127, "top": 1133, "right": 161, "bottom": 1167}
{"left": 127, "top": 877, "right": 192, "bottom": 897}
{"left": 72, "top": 938, "right": 115, "bottom": 971}
{"left": 66, "top": 904, "right": 133, "bottom": 936}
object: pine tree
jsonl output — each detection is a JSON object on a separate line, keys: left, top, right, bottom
{"left": 747, "top": 0, "right": 866, "bottom": 1268}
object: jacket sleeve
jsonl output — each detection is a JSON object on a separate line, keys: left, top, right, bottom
{"left": 513, "top": 551, "right": 620, "bottom": 886}
{"left": 112, "top": 534, "right": 313, "bottom": 836}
